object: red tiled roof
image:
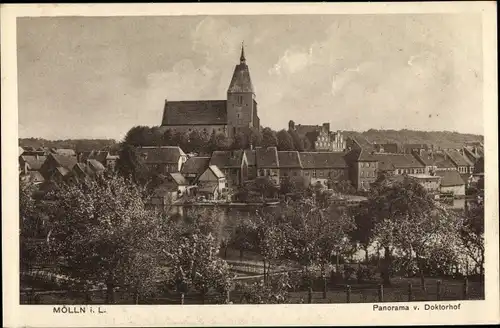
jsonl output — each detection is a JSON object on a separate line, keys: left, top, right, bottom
{"left": 373, "top": 153, "right": 424, "bottom": 170}
{"left": 20, "top": 155, "right": 47, "bottom": 170}
{"left": 138, "top": 146, "right": 186, "bottom": 164}
{"left": 210, "top": 150, "right": 244, "bottom": 168}
{"left": 181, "top": 157, "right": 210, "bottom": 176}
{"left": 298, "top": 152, "right": 347, "bottom": 169}
{"left": 278, "top": 151, "right": 302, "bottom": 168}
{"left": 256, "top": 147, "right": 279, "bottom": 168}
{"left": 445, "top": 149, "right": 471, "bottom": 167}
{"left": 244, "top": 150, "right": 256, "bottom": 166}
{"left": 435, "top": 170, "right": 466, "bottom": 187}
{"left": 51, "top": 154, "right": 78, "bottom": 171}
{"left": 161, "top": 100, "right": 227, "bottom": 126}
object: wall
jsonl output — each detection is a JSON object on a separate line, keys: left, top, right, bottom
{"left": 160, "top": 124, "right": 228, "bottom": 136}
{"left": 357, "top": 161, "right": 378, "bottom": 190}
{"left": 440, "top": 185, "right": 466, "bottom": 197}
{"left": 227, "top": 93, "right": 255, "bottom": 138}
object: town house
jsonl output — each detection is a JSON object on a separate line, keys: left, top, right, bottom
{"left": 277, "top": 151, "right": 303, "bottom": 180}
{"left": 244, "top": 149, "right": 257, "bottom": 180}
{"left": 180, "top": 156, "right": 211, "bottom": 184}
{"left": 255, "top": 147, "right": 280, "bottom": 185}
{"left": 298, "top": 152, "right": 348, "bottom": 186}
{"left": 197, "top": 165, "right": 227, "bottom": 199}
{"left": 373, "top": 153, "right": 426, "bottom": 176}
{"left": 137, "top": 146, "right": 188, "bottom": 174}
{"left": 209, "top": 150, "right": 248, "bottom": 187}
{"left": 39, "top": 153, "right": 78, "bottom": 181}
{"left": 344, "top": 149, "right": 378, "bottom": 191}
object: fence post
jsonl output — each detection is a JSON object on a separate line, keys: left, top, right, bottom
{"left": 346, "top": 285, "right": 351, "bottom": 303}
{"left": 180, "top": 292, "right": 185, "bottom": 305}
{"left": 323, "top": 276, "right": 327, "bottom": 299}
{"left": 378, "top": 284, "right": 384, "bottom": 302}
{"left": 436, "top": 280, "right": 441, "bottom": 301}
{"left": 463, "top": 276, "right": 468, "bottom": 300}
{"left": 226, "top": 290, "right": 231, "bottom": 304}
{"left": 307, "top": 287, "right": 312, "bottom": 304}
{"left": 408, "top": 283, "right": 413, "bottom": 301}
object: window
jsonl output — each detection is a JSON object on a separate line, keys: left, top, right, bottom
{"left": 293, "top": 171, "right": 298, "bottom": 176}
{"left": 319, "top": 171, "right": 323, "bottom": 177}
{"left": 360, "top": 171, "right": 364, "bottom": 178}
{"left": 312, "top": 170, "right": 317, "bottom": 178}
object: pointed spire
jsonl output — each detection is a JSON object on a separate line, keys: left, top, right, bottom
{"left": 240, "top": 41, "right": 246, "bottom": 64}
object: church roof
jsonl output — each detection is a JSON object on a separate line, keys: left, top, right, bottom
{"left": 227, "top": 45, "right": 255, "bottom": 94}
{"left": 161, "top": 100, "right": 227, "bottom": 126}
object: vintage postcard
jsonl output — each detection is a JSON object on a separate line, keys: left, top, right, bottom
{"left": 2, "top": 2, "right": 499, "bottom": 327}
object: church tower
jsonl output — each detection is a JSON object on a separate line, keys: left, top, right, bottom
{"left": 227, "top": 43, "right": 259, "bottom": 139}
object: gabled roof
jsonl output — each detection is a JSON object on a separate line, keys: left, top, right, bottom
{"left": 256, "top": 147, "right": 279, "bottom": 168}
{"left": 278, "top": 151, "right": 302, "bottom": 168}
{"left": 87, "top": 159, "right": 106, "bottom": 172}
{"left": 209, "top": 150, "right": 244, "bottom": 168}
{"left": 51, "top": 154, "right": 78, "bottom": 171}
{"left": 20, "top": 155, "right": 47, "bottom": 170}
{"left": 344, "top": 148, "right": 377, "bottom": 163}
{"left": 19, "top": 147, "right": 24, "bottom": 156}
{"left": 28, "top": 171, "right": 45, "bottom": 183}
{"left": 435, "top": 170, "right": 466, "bottom": 187}
{"left": 51, "top": 148, "right": 76, "bottom": 157}
{"left": 181, "top": 157, "right": 211, "bottom": 176}
{"left": 445, "top": 149, "right": 472, "bottom": 167}
{"left": 348, "top": 136, "right": 375, "bottom": 151}
{"left": 55, "top": 166, "right": 70, "bottom": 177}
{"left": 373, "top": 153, "right": 424, "bottom": 170}
{"left": 161, "top": 100, "right": 227, "bottom": 126}
{"left": 208, "top": 165, "right": 225, "bottom": 179}
{"left": 416, "top": 152, "right": 456, "bottom": 168}
{"left": 81, "top": 150, "right": 110, "bottom": 163}
{"left": 138, "top": 146, "right": 186, "bottom": 164}
{"left": 298, "top": 152, "right": 347, "bottom": 169}
{"left": 169, "top": 172, "right": 188, "bottom": 186}
{"left": 244, "top": 150, "right": 256, "bottom": 166}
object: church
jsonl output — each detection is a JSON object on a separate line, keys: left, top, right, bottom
{"left": 160, "top": 44, "right": 260, "bottom": 139}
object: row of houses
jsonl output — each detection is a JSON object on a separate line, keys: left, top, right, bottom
{"left": 19, "top": 149, "right": 118, "bottom": 185}
{"left": 19, "top": 141, "right": 484, "bottom": 201}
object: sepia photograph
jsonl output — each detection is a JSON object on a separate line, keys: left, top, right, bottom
{"left": 2, "top": 2, "right": 498, "bottom": 327}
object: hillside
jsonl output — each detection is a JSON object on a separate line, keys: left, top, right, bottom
{"left": 343, "top": 129, "right": 484, "bottom": 148}
{"left": 19, "top": 138, "right": 119, "bottom": 152}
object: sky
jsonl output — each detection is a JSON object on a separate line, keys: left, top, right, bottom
{"left": 17, "top": 14, "right": 484, "bottom": 140}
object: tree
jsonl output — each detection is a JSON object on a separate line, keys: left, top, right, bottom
{"left": 165, "top": 233, "right": 233, "bottom": 303}
{"left": 232, "top": 131, "right": 249, "bottom": 150}
{"left": 116, "top": 143, "right": 150, "bottom": 185}
{"left": 459, "top": 201, "right": 484, "bottom": 278}
{"left": 262, "top": 127, "right": 278, "bottom": 148}
{"left": 249, "top": 128, "right": 263, "bottom": 148}
{"left": 172, "top": 131, "right": 189, "bottom": 150}
{"left": 289, "top": 129, "right": 305, "bottom": 152}
{"left": 123, "top": 126, "right": 151, "bottom": 146}
{"left": 162, "top": 129, "right": 175, "bottom": 146}
{"left": 277, "top": 129, "right": 295, "bottom": 151}
{"left": 235, "top": 273, "right": 291, "bottom": 304}
{"left": 280, "top": 199, "right": 355, "bottom": 282}
{"left": 330, "top": 180, "right": 356, "bottom": 195}
{"left": 47, "top": 175, "right": 167, "bottom": 303}
{"left": 208, "top": 131, "right": 231, "bottom": 151}
{"left": 253, "top": 176, "right": 279, "bottom": 200}
{"left": 349, "top": 205, "right": 375, "bottom": 264}
{"left": 368, "top": 176, "right": 459, "bottom": 286}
